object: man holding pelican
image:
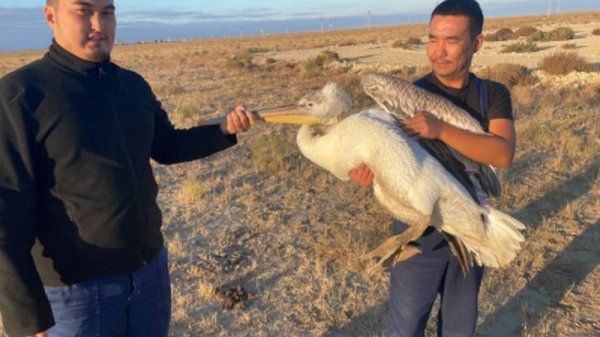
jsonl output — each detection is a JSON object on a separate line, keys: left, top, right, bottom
{"left": 349, "top": 0, "right": 516, "bottom": 336}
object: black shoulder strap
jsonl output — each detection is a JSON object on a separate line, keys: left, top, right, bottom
{"left": 477, "top": 78, "right": 489, "bottom": 130}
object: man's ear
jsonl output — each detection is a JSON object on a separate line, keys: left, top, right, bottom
{"left": 474, "top": 33, "right": 484, "bottom": 53}
{"left": 44, "top": 6, "right": 56, "bottom": 27}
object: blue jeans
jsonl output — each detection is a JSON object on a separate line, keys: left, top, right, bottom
{"left": 44, "top": 247, "right": 171, "bottom": 337}
{"left": 388, "top": 222, "right": 484, "bottom": 337}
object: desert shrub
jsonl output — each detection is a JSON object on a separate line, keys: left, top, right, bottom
{"left": 153, "top": 83, "right": 186, "bottom": 96}
{"left": 392, "top": 37, "right": 422, "bottom": 49}
{"left": 538, "top": 51, "right": 595, "bottom": 75}
{"left": 174, "top": 105, "right": 196, "bottom": 118}
{"left": 176, "top": 176, "right": 207, "bottom": 205}
{"left": 511, "top": 84, "right": 543, "bottom": 109}
{"left": 303, "top": 58, "right": 321, "bottom": 77}
{"left": 315, "top": 50, "right": 341, "bottom": 65}
{"left": 227, "top": 49, "right": 254, "bottom": 70}
{"left": 486, "top": 27, "right": 516, "bottom": 41}
{"left": 406, "top": 37, "right": 423, "bottom": 45}
{"left": 591, "top": 28, "right": 600, "bottom": 35}
{"left": 302, "top": 50, "right": 341, "bottom": 77}
{"left": 495, "top": 27, "right": 515, "bottom": 40}
{"left": 476, "top": 63, "right": 531, "bottom": 88}
{"left": 514, "top": 26, "right": 539, "bottom": 38}
{"left": 246, "top": 47, "right": 268, "bottom": 54}
{"left": 561, "top": 43, "right": 577, "bottom": 49}
{"left": 274, "top": 61, "right": 296, "bottom": 74}
{"left": 501, "top": 41, "right": 538, "bottom": 53}
{"left": 392, "top": 40, "right": 407, "bottom": 48}
{"left": 249, "top": 135, "right": 297, "bottom": 171}
{"left": 581, "top": 82, "right": 600, "bottom": 102}
{"left": 485, "top": 33, "right": 500, "bottom": 42}
{"left": 528, "top": 27, "right": 575, "bottom": 42}
{"left": 339, "top": 40, "right": 357, "bottom": 47}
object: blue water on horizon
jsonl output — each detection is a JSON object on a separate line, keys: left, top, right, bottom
{"left": 2, "top": 12, "right": 433, "bottom": 53}
{"left": 1, "top": 1, "right": 599, "bottom": 53}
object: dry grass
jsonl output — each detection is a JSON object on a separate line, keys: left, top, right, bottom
{"left": 539, "top": 51, "right": 595, "bottom": 75}
{"left": 501, "top": 41, "right": 538, "bottom": 53}
{"left": 528, "top": 26, "right": 576, "bottom": 42}
{"left": 476, "top": 63, "right": 533, "bottom": 88}
{"left": 514, "top": 26, "right": 539, "bottom": 38}
{"left": 391, "top": 37, "right": 423, "bottom": 49}
{"left": 1, "top": 10, "right": 600, "bottom": 337}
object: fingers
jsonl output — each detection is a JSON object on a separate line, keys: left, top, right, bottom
{"left": 402, "top": 111, "right": 440, "bottom": 139}
{"left": 225, "top": 105, "right": 256, "bottom": 134}
{"left": 349, "top": 163, "right": 374, "bottom": 188}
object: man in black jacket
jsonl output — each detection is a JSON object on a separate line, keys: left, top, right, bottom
{"left": 349, "top": 1, "right": 516, "bottom": 336}
{"left": 0, "top": 0, "right": 256, "bottom": 336}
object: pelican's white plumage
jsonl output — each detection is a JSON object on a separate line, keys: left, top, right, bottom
{"left": 296, "top": 82, "right": 525, "bottom": 272}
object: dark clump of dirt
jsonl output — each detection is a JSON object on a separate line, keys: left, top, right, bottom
{"left": 215, "top": 284, "right": 254, "bottom": 310}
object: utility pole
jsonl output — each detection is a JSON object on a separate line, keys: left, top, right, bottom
{"left": 547, "top": 0, "right": 552, "bottom": 18}
{"left": 329, "top": 18, "right": 334, "bottom": 31}
{"left": 366, "top": 10, "right": 372, "bottom": 30}
{"left": 285, "top": 21, "right": 290, "bottom": 35}
{"left": 556, "top": 0, "right": 560, "bottom": 13}
{"left": 320, "top": 17, "right": 324, "bottom": 34}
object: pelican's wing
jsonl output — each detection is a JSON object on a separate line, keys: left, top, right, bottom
{"left": 361, "top": 72, "right": 501, "bottom": 198}
{"left": 361, "top": 72, "right": 485, "bottom": 134}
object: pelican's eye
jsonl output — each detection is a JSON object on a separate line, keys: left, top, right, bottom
{"left": 307, "top": 102, "right": 315, "bottom": 108}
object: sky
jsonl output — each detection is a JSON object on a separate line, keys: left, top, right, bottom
{"left": 1, "top": 0, "right": 599, "bottom": 52}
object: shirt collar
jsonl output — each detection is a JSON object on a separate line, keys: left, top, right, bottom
{"left": 47, "top": 39, "right": 113, "bottom": 78}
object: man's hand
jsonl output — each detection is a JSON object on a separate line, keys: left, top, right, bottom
{"left": 349, "top": 163, "right": 374, "bottom": 188}
{"left": 221, "top": 105, "right": 256, "bottom": 135}
{"left": 402, "top": 111, "right": 444, "bottom": 139}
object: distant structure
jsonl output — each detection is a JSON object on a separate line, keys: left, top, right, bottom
{"left": 320, "top": 17, "right": 324, "bottom": 34}
{"left": 366, "top": 10, "right": 372, "bottom": 29}
{"left": 329, "top": 18, "right": 334, "bottom": 31}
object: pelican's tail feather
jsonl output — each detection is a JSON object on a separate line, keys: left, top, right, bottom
{"left": 462, "top": 208, "right": 525, "bottom": 268}
{"left": 480, "top": 165, "right": 502, "bottom": 197}
{"left": 441, "top": 232, "right": 473, "bottom": 275}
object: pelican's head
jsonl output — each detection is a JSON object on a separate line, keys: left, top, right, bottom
{"left": 209, "top": 82, "right": 352, "bottom": 127}
{"left": 298, "top": 82, "right": 353, "bottom": 125}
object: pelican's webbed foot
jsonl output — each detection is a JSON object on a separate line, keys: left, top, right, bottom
{"left": 363, "top": 220, "right": 430, "bottom": 274}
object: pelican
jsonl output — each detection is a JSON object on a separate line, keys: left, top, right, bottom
{"left": 291, "top": 82, "right": 525, "bottom": 273}
{"left": 201, "top": 77, "right": 525, "bottom": 273}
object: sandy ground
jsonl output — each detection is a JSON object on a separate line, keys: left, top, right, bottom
{"left": 266, "top": 23, "right": 600, "bottom": 69}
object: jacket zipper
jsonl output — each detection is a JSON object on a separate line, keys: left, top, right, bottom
{"left": 98, "top": 65, "right": 151, "bottom": 259}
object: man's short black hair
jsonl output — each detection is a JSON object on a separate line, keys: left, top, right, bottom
{"left": 431, "top": 0, "right": 484, "bottom": 37}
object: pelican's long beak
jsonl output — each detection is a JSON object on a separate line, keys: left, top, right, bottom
{"left": 199, "top": 105, "right": 324, "bottom": 126}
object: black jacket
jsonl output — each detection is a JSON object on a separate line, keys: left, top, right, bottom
{"left": 0, "top": 41, "right": 237, "bottom": 336}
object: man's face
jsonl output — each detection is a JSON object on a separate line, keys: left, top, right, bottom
{"left": 45, "top": 0, "right": 116, "bottom": 62}
{"left": 426, "top": 15, "right": 483, "bottom": 87}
